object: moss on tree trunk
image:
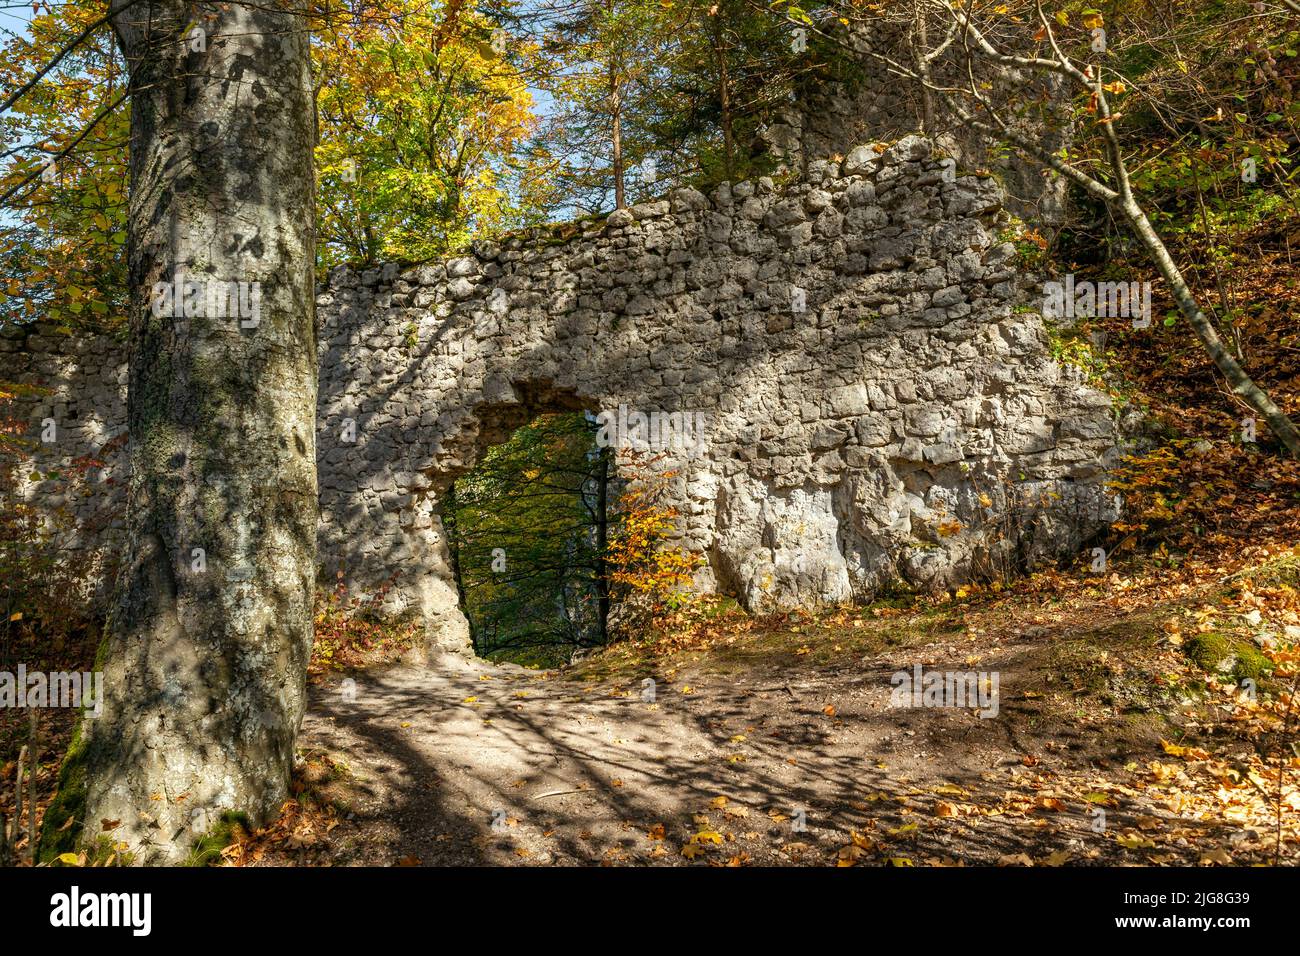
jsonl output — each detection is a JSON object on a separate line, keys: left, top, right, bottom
{"left": 60, "top": 0, "right": 319, "bottom": 864}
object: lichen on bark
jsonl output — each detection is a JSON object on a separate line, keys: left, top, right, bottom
{"left": 65, "top": 0, "right": 319, "bottom": 863}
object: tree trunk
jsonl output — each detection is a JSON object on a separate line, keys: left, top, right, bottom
{"left": 713, "top": 10, "right": 734, "bottom": 180}
{"left": 594, "top": 444, "right": 610, "bottom": 645}
{"left": 608, "top": 0, "right": 625, "bottom": 210}
{"left": 610, "top": 65, "right": 625, "bottom": 209}
{"left": 1122, "top": 200, "right": 1300, "bottom": 456}
{"left": 911, "top": 5, "right": 935, "bottom": 136}
{"left": 50, "top": 0, "right": 318, "bottom": 864}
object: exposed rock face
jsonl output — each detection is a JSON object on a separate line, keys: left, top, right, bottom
{"left": 8, "top": 135, "right": 1123, "bottom": 658}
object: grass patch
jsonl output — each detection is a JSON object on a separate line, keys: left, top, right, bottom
{"left": 1228, "top": 549, "right": 1300, "bottom": 590}
{"left": 187, "top": 810, "right": 252, "bottom": 867}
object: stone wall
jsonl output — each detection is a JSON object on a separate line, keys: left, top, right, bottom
{"left": 6, "top": 134, "right": 1123, "bottom": 657}
{"left": 1, "top": 318, "right": 129, "bottom": 609}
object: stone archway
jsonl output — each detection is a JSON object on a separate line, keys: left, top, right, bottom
{"left": 9, "top": 135, "right": 1125, "bottom": 660}
{"left": 311, "top": 134, "right": 1124, "bottom": 655}
{"left": 10, "top": 135, "right": 1125, "bottom": 659}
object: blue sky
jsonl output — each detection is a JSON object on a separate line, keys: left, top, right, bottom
{"left": 0, "top": 3, "right": 34, "bottom": 42}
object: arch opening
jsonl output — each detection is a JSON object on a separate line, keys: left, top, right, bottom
{"left": 443, "top": 409, "right": 616, "bottom": 668}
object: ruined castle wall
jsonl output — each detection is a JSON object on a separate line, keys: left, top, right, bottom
{"left": 7, "top": 135, "right": 1123, "bottom": 656}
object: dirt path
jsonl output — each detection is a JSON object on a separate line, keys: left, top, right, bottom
{"left": 289, "top": 618, "right": 1270, "bottom": 866}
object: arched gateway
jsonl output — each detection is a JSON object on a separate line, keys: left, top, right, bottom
{"left": 7, "top": 135, "right": 1124, "bottom": 658}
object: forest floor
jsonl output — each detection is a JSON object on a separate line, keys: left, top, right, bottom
{"left": 7, "top": 445, "right": 1297, "bottom": 868}
{"left": 221, "top": 213, "right": 1300, "bottom": 868}
{"left": 224, "top": 534, "right": 1300, "bottom": 868}
{"left": 5, "top": 218, "right": 1300, "bottom": 868}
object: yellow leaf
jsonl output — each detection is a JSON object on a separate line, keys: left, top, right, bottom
{"left": 57, "top": 852, "right": 81, "bottom": 866}
{"left": 1116, "top": 833, "right": 1156, "bottom": 849}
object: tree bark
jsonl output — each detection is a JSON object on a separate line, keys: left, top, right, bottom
{"left": 52, "top": 0, "right": 318, "bottom": 863}
{"left": 608, "top": 0, "right": 625, "bottom": 209}
{"left": 594, "top": 443, "right": 610, "bottom": 645}
{"left": 911, "top": 5, "right": 935, "bottom": 137}
{"left": 713, "top": 8, "right": 734, "bottom": 181}
{"left": 610, "top": 67, "right": 625, "bottom": 209}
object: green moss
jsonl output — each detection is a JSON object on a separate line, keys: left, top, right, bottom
{"left": 1229, "top": 550, "right": 1300, "bottom": 590}
{"left": 187, "top": 811, "right": 252, "bottom": 867}
{"left": 37, "top": 718, "right": 89, "bottom": 863}
{"left": 1185, "top": 632, "right": 1272, "bottom": 684}
{"left": 39, "top": 628, "right": 114, "bottom": 863}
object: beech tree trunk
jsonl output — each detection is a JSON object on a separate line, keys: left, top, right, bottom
{"left": 49, "top": 0, "right": 318, "bottom": 863}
